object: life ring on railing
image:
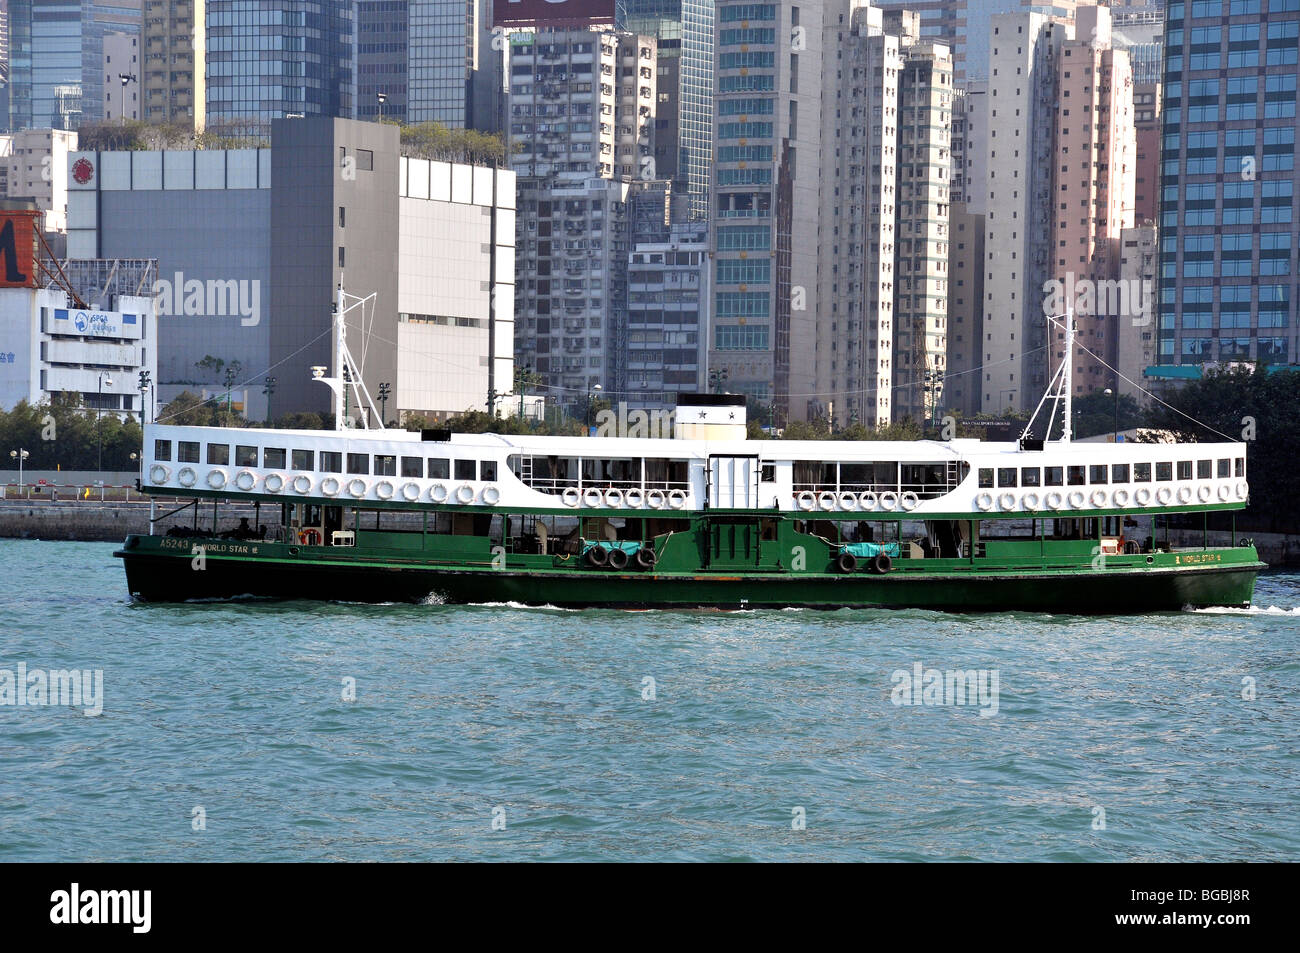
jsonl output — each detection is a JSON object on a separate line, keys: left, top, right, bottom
{"left": 1067, "top": 490, "right": 1086, "bottom": 509}
{"left": 625, "top": 487, "right": 645, "bottom": 508}
{"left": 1112, "top": 488, "right": 1129, "bottom": 507}
{"left": 668, "top": 489, "right": 688, "bottom": 509}
{"left": 1090, "top": 489, "right": 1109, "bottom": 508}
{"left": 455, "top": 484, "right": 475, "bottom": 505}
{"left": 647, "top": 488, "right": 667, "bottom": 510}
{"left": 149, "top": 464, "right": 170, "bottom": 485}
{"left": 1217, "top": 484, "right": 1231, "bottom": 502}
{"left": 900, "top": 491, "right": 920, "bottom": 512}
{"left": 430, "top": 483, "right": 448, "bottom": 503}
{"left": 796, "top": 491, "right": 817, "bottom": 511}
{"left": 839, "top": 491, "right": 858, "bottom": 511}
{"left": 375, "top": 480, "right": 395, "bottom": 501}
{"left": 292, "top": 475, "right": 313, "bottom": 495}
{"left": 1134, "top": 487, "right": 1152, "bottom": 506}
{"left": 264, "top": 473, "right": 285, "bottom": 494}
{"left": 207, "top": 469, "right": 228, "bottom": 490}
{"left": 298, "top": 528, "right": 321, "bottom": 546}
{"left": 880, "top": 491, "right": 900, "bottom": 511}
{"left": 583, "top": 487, "right": 603, "bottom": 508}
{"left": 818, "top": 491, "right": 837, "bottom": 511}
{"left": 1045, "top": 491, "right": 1064, "bottom": 510}
{"left": 1177, "top": 485, "right": 1193, "bottom": 504}
{"left": 604, "top": 488, "right": 624, "bottom": 508}
{"left": 562, "top": 486, "right": 581, "bottom": 507}
{"left": 402, "top": 482, "right": 421, "bottom": 502}
{"left": 998, "top": 492, "right": 1016, "bottom": 512}
{"left": 178, "top": 467, "right": 197, "bottom": 487}
{"left": 347, "top": 478, "right": 367, "bottom": 499}
{"left": 837, "top": 551, "right": 858, "bottom": 573}
{"left": 975, "top": 492, "right": 994, "bottom": 511}
{"left": 1237, "top": 481, "right": 1249, "bottom": 499}
{"left": 1156, "top": 486, "right": 1173, "bottom": 505}
{"left": 235, "top": 469, "right": 257, "bottom": 492}
{"left": 321, "top": 476, "right": 341, "bottom": 497}
{"left": 482, "top": 486, "right": 501, "bottom": 506}
{"left": 1196, "top": 485, "right": 1212, "bottom": 503}
{"left": 1022, "top": 491, "right": 1041, "bottom": 511}
{"left": 859, "top": 491, "right": 879, "bottom": 510}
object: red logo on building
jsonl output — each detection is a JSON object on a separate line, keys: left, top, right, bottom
{"left": 72, "top": 157, "right": 95, "bottom": 185}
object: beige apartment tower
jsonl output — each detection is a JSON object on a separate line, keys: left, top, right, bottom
{"left": 142, "top": 0, "right": 205, "bottom": 128}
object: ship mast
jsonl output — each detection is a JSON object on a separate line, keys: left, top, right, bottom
{"left": 313, "top": 282, "right": 384, "bottom": 430}
{"left": 1023, "top": 306, "right": 1075, "bottom": 444}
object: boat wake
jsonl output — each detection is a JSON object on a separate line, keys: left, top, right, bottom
{"left": 1186, "top": 604, "right": 1300, "bottom": 616}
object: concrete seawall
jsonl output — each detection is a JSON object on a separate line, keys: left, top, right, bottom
{"left": 0, "top": 501, "right": 267, "bottom": 542}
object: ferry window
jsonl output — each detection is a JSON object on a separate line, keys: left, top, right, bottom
{"left": 178, "top": 441, "right": 200, "bottom": 463}
{"left": 401, "top": 456, "right": 422, "bottom": 478}
{"left": 347, "top": 453, "right": 370, "bottom": 475}
{"left": 1134, "top": 462, "right": 1152, "bottom": 481}
{"left": 1089, "top": 465, "right": 1108, "bottom": 484}
{"left": 760, "top": 463, "right": 776, "bottom": 483}
{"left": 482, "top": 461, "right": 498, "bottom": 481}
{"left": 1045, "top": 467, "right": 1064, "bottom": 486}
{"left": 903, "top": 464, "right": 946, "bottom": 493}
{"left": 583, "top": 458, "right": 638, "bottom": 487}
{"left": 978, "top": 468, "right": 994, "bottom": 488}
{"left": 320, "top": 451, "right": 342, "bottom": 473}
{"left": 154, "top": 439, "right": 172, "bottom": 461}
{"left": 207, "top": 444, "right": 230, "bottom": 466}
{"left": 235, "top": 445, "right": 258, "bottom": 467}
{"left": 264, "top": 448, "right": 286, "bottom": 468}
{"left": 839, "top": 463, "right": 872, "bottom": 488}
{"left": 871, "top": 461, "right": 899, "bottom": 488}
{"left": 645, "top": 458, "right": 689, "bottom": 488}
{"left": 293, "top": 450, "right": 314, "bottom": 471}
{"left": 1177, "top": 461, "right": 1193, "bottom": 480}
{"left": 793, "top": 461, "right": 837, "bottom": 489}
{"left": 1156, "top": 462, "right": 1173, "bottom": 481}
{"left": 1021, "top": 468, "right": 1041, "bottom": 487}
{"left": 997, "top": 468, "right": 1017, "bottom": 488}
{"left": 455, "top": 460, "right": 476, "bottom": 480}
{"left": 1197, "top": 459, "right": 1212, "bottom": 479}
{"left": 375, "top": 455, "right": 397, "bottom": 476}
{"left": 1235, "top": 458, "right": 1245, "bottom": 477}
{"left": 428, "top": 458, "right": 450, "bottom": 479}
{"left": 1111, "top": 464, "right": 1130, "bottom": 483}
{"left": 1067, "top": 465, "right": 1086, "bottom": 486}
{"left": 1217, "top": 458, "right": 1231, "bottom": 478}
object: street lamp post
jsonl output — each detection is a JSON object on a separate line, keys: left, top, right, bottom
{"left": 9, "top": 448, "right": 30, "bottom": 490}
{"left": 1104, "top": 386, "right": 1119, "bottom": 442}
{"left": 97, "top": 373, "right": 114, "bottom": 472}
{"left": 376, "top": 91, "right": 388, "bottom": 121}
{"left": 223, "top": 365, "right": 237, "bottom": 419}
{"left": 118, "top": 73, "right": 137, "bottom": 124}
{"left": 586, "top": 383, "right": 602, "bottom": 434}
{"left": 377, "top": 382, "right": 391, "bottom": 426}
{"left": 263, "top": 376, "right": 277, "bottom": 424}
{"left": 137, "top": 370, "right": 152, "bottom": 424}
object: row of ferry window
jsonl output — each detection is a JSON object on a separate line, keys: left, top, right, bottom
{"left": 153, "top": 440, "right": 498, "bottom": 481}
{"left": 977, "top": 458, "right": 1245, "bottom": 489}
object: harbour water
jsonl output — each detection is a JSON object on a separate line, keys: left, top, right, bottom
{"left": 1, "top": 539, "right": 1296, "bottom": 861}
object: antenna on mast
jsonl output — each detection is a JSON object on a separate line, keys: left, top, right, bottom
{"left": 1023, "top": 306, "right": 1075, "bottom": 443}
{"left": 312, "top": 280, "right": 384, "bottom": 431}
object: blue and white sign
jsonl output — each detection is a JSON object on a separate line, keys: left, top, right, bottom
{"left": 54, "top": 309, "right": 139, "bottom": 339}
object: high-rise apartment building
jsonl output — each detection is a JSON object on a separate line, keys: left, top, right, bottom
{"left": 141, "top": 0, "right": 204, "bottom": 128}
{"left": 627, "top": 222, "right": 709, "bottom": 409}
{"left": 102, "top": 32, "right": 138, "bottom": 122}
{"left": 1133, "top": 80, "right": 1160, "bottom": 221}
{"left": 1116, "top": 223, "right": 1157, "bottom": 398}
{"left": 0, "top": 126, "right": 75, "bottom": 229}
{"left": 1158, "top": 0, "right": 1299, "bottom": 369}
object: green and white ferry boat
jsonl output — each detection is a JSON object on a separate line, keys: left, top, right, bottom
{"left": 116, "top": 307, "right": 1264, "bottom": 611}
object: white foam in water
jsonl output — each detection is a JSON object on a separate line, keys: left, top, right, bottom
{"left": 1186, "top": 604, "right": 1300, "bottom": 615}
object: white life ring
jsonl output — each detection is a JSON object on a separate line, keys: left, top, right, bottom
{"left": 818, "top": 491, "right": 837, "bottom": 511}
{"left": 1067, "top": 490, "right": 1086, "bottom": 509}
{"left": 375, "top": 480, "right": 395, "bottom": 501}
{"left": 347, "top": 478, "right": 368, "bottom": 499}
{"left": 839, "top": 491, "right": 858, "bottom": 511}
{"left": 1177, "top": 485, "right": 1193, "bottom": 504}
{"left": 859, "top": 491, "right": 879, "bottom": 510}
{"left": 149, "top": 464, "right": 170, "bottom": 485}
{"left": 562, "top": 486, "right": 581, "bottom": 507}
{"left": 1217, "top": 484, "right": 1231, "bottom": 502}
{"left": 235, "top": 469, "right": 257, "bottom": 492}
{"left": 482, "top": 486, "right": 501, "bottom": 506}
{"left": 604, "top": 488, "right": 625, "bottom": 508}
{"left": 975, "top": 492, "right": 994, "bottom": 511}
{"left": 1237, "top": 481, "right": 1249, "bottom": 499}
{"left": 1112, "top": 488, "right": 1130, "bottom": 507}
{"left": 430, "top": 483, "right": 449, "bottom": 503}
{"left": 1134, "top": 487, "right": 1152, "bottom": 506}
{"left": 1156, "top": 486, "right": 1173, "bottom": 505}
{"left": 1022, "top": 491, "right": 1040, "bottom": 511}
{"left": 880, "top": 491, "right": 899, "bottom": 511}
{"left": 583, "top": 487, "right": 603, "bottom": 508}
{"left": 1090, "top": 489, "right": 1109, "bottom": 508}
{"left": 1196, "top": 485, "right": 1212, "bottom": 503}
{"left": 178, "top": 467, "right": 197, "bottom": 487}
{"left": 321, "top": 476, "right": 341, "bottom": 497}
{"left": 292, "top": 475, "right": 313, "bottom": 495}
{"left": 1046, "top": 491, "right": 1064, "bottom": 510}
{"left": 402, "top": 482, "right": 421, "bottom": 502}
{"left": 264, "top": 473, "right": 285, "bottom": 494}
{"left": 206, "top": 469, "right": 228, "bottom": 490}
{"left": 456, "top": 484, "right": 476, "bottom": 504}
{"left": 796, "top": 490, "right": 816, "bottom": 511}
{"left": 900, "top": 491, "right": 920, "bottom": 512}
{"left": 998, "top": 492, "right": 1016, "bottom": 512}
{"left": 624, "top": 487, "right": 645, "bottom": 508}
{"left": 668, "top": 489, "right": 688, "bottom": 509}
{"left": 646, "top": 488, "right": 666, "bottom": 510}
